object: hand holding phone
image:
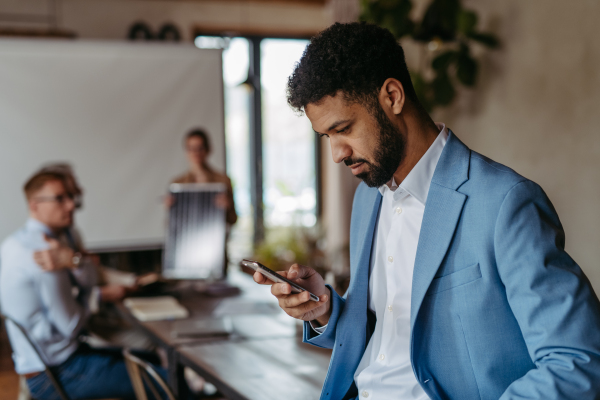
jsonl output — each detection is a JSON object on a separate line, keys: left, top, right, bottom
{"left": 245, "top": 259, "right": 332, "bottom": 325}
{"left": 242, "top": 259, "right": 320, "bottom": 301}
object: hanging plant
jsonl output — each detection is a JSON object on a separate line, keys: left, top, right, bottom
{"left": 360, "top": 0, "right": 500, "bottom": 112}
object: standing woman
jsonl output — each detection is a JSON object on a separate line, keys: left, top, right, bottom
{"left": 171, "top": 128, "right": 237, "bottom": 226}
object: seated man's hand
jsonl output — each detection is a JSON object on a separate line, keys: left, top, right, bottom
{"left": 254, "top": 263, "right": 331, "bottom": 326}
{"left": 100, "top": 284, "right": 128, "bottom": 303}
{"left": 33, "top": 234, "right": 76, "bottom": 271}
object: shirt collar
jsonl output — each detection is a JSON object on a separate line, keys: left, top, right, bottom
{"left": 26, "top": 217, "right": 55, "bottom": 237}
{"left": 378, "top": 123, "right": 449, "bottom": 205}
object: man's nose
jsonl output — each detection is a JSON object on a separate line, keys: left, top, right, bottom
{"left": 330, "top": 137, "right": 351, "bottom": 164}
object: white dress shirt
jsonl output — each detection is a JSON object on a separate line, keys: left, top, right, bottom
{"left": 313, "top": 124, "right": 448, "bottom": 398}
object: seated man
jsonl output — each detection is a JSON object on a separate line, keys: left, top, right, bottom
{"left": 0, "top": 170, "right": 167, "bottom": 399}
{"left": 35, "top": 163, "right": 155, "bottom": 351}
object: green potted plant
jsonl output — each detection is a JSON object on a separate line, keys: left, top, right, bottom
{"left": 360, "top": 0, "right": 500, "bottom": 111}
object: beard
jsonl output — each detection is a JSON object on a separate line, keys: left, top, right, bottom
{"left": 345, "top": 105, "right": 406, "bottom": 188}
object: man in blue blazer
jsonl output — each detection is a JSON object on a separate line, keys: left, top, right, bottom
{"left": 255, "top": 22, "right": 600, "bottom": 399}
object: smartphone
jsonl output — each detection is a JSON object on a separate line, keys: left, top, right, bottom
{"left": 241, "top": 259, "right": 320, "bottom": 302}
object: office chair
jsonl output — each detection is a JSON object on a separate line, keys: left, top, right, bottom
{"left": 0, "top": 313, "right": 70, "bottom": 400}
{"left": 123, "top": 348, "right": 176, "bottom": 400}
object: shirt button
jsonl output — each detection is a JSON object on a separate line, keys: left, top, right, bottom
{"left": 387, "top": 256, "right": 393, "bottom": 263}
{"left": 362, "top": 391, "right": 369, "bottom": 398}
{"left": 396, "top": 207, "right": 403, "bottom": 214}
{"left": 387, "top": 305, "right": 393, "bottom": 312}
{"left": 379, "top": 354, "right": 385, "bottom": 361}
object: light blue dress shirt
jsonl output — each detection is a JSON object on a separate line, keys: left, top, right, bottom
{"left": 0, "top": 218, "right": 96, "bottom": 374}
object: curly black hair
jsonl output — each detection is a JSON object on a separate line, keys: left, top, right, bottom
{"left": 287, "top": 22, "right": 417, "bottom": 114}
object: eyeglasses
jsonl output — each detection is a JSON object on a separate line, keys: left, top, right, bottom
{"left": 33, "top": 193, "right": 81, "bottom": 208}
{"left": 186, "top": 145, "right": 207, "bottom": 153}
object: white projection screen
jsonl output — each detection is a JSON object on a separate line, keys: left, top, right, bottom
{"left": 0, "top": 39, "right": 225, "bottom": 251}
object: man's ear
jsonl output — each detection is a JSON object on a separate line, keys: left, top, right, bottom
{"left": 379, "top": 78, "right": 406, "bottom": 115}
{"left": 28, "top": 199, "right": 37, "bottom": 215}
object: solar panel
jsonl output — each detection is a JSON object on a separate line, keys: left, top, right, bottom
{"left": 163, "top": 183, "right": 227, "bottom": 280}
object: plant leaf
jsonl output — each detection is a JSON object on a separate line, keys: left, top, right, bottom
{"left": 410, "top": 71, "right": 433, "bottom": 112}
{"left": 432, "top": 51, "right": 456, "bottom": 71}
{"left": 413, "top": 0, "right": 460, "bottom": 42}
{"left": 457, "top": 10, "right": 477, "bottom": 35}
{"left": 456, "top": 52, "right": 478, "bottom": 86}
{"left": 360, "top": 0, "right": 415, "bottom": 39}
{"left": 468, "top": 32, "right": 500, "bottom": 48}
{"left": 432, "top": 72, "right": 455, "bottom": 105}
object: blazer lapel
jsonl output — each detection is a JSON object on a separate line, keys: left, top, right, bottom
{"left": 349, "top": 186, "right": 382, "bottom": 299}
{"left": 410, "top": 131, "right": 470, "bottom": 330}
{"left": 329, "top": 185, "right": 382, "bottom": 396}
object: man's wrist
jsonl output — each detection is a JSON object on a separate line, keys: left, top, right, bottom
{"left": 309, "top": 320, "right": 328, "bottom": 334}
{"left": 314, "top": 296, "right": 332, "bottom": 326}
{"left": 315, "top": 313, "right": 331, "bottom": 327}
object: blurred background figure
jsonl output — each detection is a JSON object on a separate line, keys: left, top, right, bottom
{"left": 171, "top": 128, "right": 237, "bottom": 227}
{"left": 0, "top": 168, "right": 165, "bottom": 400}
{"left": 38, "top": 163, "right": 84, "bottom": 210}
{"left": 38, "top": 163, "right": 155, "bottom": 350}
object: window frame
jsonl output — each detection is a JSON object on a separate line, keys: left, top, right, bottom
{"left": 194, "top": 31, "right": 322, "bottom": 247}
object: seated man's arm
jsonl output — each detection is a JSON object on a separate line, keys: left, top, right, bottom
{"left": 67, "top": 227, "right": 100, "bottom": 290}
{"left": 26, "top": 237, "right": 91, "bottom": 339}
{"left": 496, "top": 181, "right": 600, "bottom": 399}
{"left": 68, "top": 257, "right": 99, "bottom": 290}
{"left": 2, "top": 242, "right": 89, "bottom": 342}
{"left": 37, "top": 269, "right": 90, "bottom": 339}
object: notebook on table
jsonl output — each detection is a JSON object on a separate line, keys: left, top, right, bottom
{"left": 123, "top": 296, "right": 189, "bottom": 321}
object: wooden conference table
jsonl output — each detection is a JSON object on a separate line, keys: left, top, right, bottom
{"left": 116, "top": 269, "right": 332, "bottom": 400}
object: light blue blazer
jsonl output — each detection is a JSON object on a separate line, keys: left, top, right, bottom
{"left": 304, "top": 132, "right": 600, "bottom": 399}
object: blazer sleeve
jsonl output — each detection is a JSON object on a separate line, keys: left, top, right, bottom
{"left": 302, "top": 285, "right": 346, "bottom": 349}
{"left": 495, "top": 180, "right": 600, "bottom": 399}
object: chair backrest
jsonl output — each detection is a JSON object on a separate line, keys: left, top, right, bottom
{"left": 0, "top": 313, "right": 70, "bottom": 400}
{"left": 123, "top": 348, "right": 176, "bottom": 400}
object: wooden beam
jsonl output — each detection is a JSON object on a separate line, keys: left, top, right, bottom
{"left": 0, "top": 28, "right": 76, "bottom": 38}
{"left": 193, "top": 24, "right": 319, "bottom": 39}
{"left": 168, "top": 0, "right": 326, "bottom": 4}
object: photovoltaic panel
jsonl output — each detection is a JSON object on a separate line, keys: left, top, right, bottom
{"left": 163, "top": 183, "right": 226, "bottom": 280}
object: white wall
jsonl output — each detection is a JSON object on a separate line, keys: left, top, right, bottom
{"left": 422, "top": 0, "right": 600, "bottom": 293}
{"left": 0, "top": 40, "right": 225, "bottom": 249}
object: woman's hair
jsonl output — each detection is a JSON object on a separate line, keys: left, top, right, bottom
{"left": 185, "top": 128, "right": 211, "bottom": 153}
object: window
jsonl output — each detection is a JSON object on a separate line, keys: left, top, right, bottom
{"left": 196, "top": 35, "right": 318, "bottom": 261}
{"left": 261, "top": 39, "right": 316, "bottom": 229}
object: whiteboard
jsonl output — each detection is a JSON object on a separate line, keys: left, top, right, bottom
{"left": 0, "top": 39, "right": 225, "bottom": 250}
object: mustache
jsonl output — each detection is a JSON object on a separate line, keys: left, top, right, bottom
{"left": 344, "top": 158, "right": 368, "bottom": 167}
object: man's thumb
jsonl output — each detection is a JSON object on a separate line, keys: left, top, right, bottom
{"left": 289, "top": 263, "right": 312, "bottom": 279}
